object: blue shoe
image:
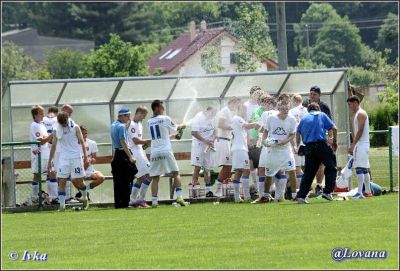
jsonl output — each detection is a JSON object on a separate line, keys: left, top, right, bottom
{"left": 352, "top": 192, "right": 365, "bottom": 199}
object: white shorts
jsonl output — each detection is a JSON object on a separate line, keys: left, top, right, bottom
{"left": 294, "top": 154, "right": 305, "bottom": 167}
{"left": 84, "top": 165, "right": 96, "bottom": 179}
{"left": 353, "top": 143, "right": 370, "bottom": 168}
{"left": 191, "top": 142, "right": 216, "bottom": 170}
{"left": 232, "top": 150, "right": 250, "bottom": 171}
{"left": 215, "top": 138, "right": 231, "bottom": 166}
{"left": 57, "top": 156, "right": 85, "bottom": 179}
{"left": 263, "top": 147, "right": 295, "bottom": 177}
{"left": 134, "top": 150, "right": 151, "bottom": 178}
{"left": 150, "top": 151, "right": 179, "bottom": 177}
{"left": 31, "top": 155, "right": 48, "bottom": 174}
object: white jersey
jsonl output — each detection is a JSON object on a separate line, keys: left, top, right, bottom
{"left": 147, "top": 115, "right": 177, "bottom": 153}
{"left": 57, "top": 121, "right": 81, "bottom": 159}
{"left": 54, "top": 118, "right": 76, "bottom": 154}
{"left": 258, "top": 109, "right": 279, "bottom": 127}
{"left": 81, "top": 138, "right": 98, "bottom": 160}
{"left": 217, "top": 106, "right": 234, "bottom": 139}
{"left": 128, "top": 120, "right": 145, "bottom": 156}
{"left": 354, "top": 108, "right": 370, "bottom": 145}
{"left": 191, "top": 111, "right": 216, "bottom": 145}
{"left": 289, "top": 105, "right": 307, "bottom": 128}
{"left": 30, "top": 121, "right": 50, "bottom": 158}
{"left": 244, "top": 100, "right": 259, "bottom": 122}
{"left": 231, "top": 116, "right": 248, "bottom": 152}
{"left": 265, "top": 114, "right": 297, "bottom": 150}
{"left": 43, "top": 115, "right": 57, "bottom": 134}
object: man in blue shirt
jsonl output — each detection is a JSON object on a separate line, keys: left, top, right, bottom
{"left": 111, "top": 107, "right": 138, "bottom": 208}
{"left": 295, "top": 103, "right": 338, "bottom": 204}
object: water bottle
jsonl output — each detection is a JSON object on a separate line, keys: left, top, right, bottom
{"left": 188, "top": 182, "right": 193, "bottom": 198}
{"left": 222, "top": 181, "right": 227, "bottom": 197}
{"left": 175, "top": 127, "right": 185, "bottom": 140}
{"left": 194, "top": 184, "right": 201, "bottom": 198}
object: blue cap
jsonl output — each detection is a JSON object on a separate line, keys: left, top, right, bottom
{"left": 118, "top": 107, "right": 131, "bottom": 115}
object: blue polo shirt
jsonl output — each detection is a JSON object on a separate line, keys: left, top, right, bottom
{"left": 111, "top": 120, "right": 128, "bottom": 149}
{"left": 297, "top": 111, "right": 334, "bottom": 144}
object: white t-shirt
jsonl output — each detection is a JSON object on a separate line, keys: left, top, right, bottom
{"left": 191, "top": 111, "right": 216, "bottom": 145}
{"left": 231, "top": 116, "right": 248, "bottom": 152}
{"left": 147, "top": 115, "right": 177, "bottom": 153}
{"left": 217, "top": 106, "right": 233, "bottom": 139}
{"left": 81, "top": 138, "right": 98, "bottom": 159}
{"left": 43, "top": 115, "right": 57, "bottom": 134}
{"left": 258, "top": 109, "right": 279, "bottom": 128}
{"left": 128, "top": 120, "right": 145, "bottom": 156}
{"left": 30, "top": 121, "right": 50, "bottom": 158}
{"left": 289, "top": 105, "right": 307, "bottom": 128}
{"left": 57, "top": 122, "right": 81, "bottom": 159}
{"left": 354, "top": 108, "right": 370, "bottom": 145}
{"left": 265, "top": 114, "right": 297, "bottom": 150}
{"left": 244, "top": 100, "right": 259, "bottom": 122}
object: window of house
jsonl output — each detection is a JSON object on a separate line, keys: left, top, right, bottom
{"left": 159, "top": 49, "right": 172, "bottom": 60}
{"left": 230, "top": 52, "right": 239, "bottom": 64}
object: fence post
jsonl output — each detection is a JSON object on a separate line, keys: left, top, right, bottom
{"left": 38, "top": 142, "right": 43, "bottom": 208}
{"left": 388, "top": 127, "right": 393, "bottom": 192}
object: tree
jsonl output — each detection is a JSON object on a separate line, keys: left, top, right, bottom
{"left": 376, "top": 13, "right": 398, "bottom": 63}
{"left": 1, "top": 42, "right": 50, "bottom": 93}
{"left": 79, "top": 34, "right": 148, "bottom": 78}
{"left": 310, "top": 17, "right": 364, "bottom": 67}
{"left": 200, "top": 46, "right": 224, "bottom": 74}
{"left": 228, "top": 2, "right": 277, "bottom": 72}
{"left": 45, "top": 49, "right": 84, "bottom": 79}
{"left": 289, "top": 58, "right": 326, "bottom": 70}
{"left": 293, "top": 3, "right": 341, "bottom": 59}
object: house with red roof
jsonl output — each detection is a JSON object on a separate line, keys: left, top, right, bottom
{"left": 147, "top": 20, "right": 278, "bottom": 76}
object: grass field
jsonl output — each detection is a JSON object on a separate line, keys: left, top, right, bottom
{"left": 2, "top": 194, "right": 398, "bottom": 269}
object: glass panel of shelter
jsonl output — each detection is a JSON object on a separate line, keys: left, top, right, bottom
{"left": 59, "top": 81, "right": 118, "bottom": 104}
{"left": 10, "top": 83, "right": 63, "bottom": 106}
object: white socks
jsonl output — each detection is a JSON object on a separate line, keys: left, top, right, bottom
{"left": 356, "top": 169, "right": 364, "bottom": 194}
{"left": 258, "top": 176, "right": 266, "bottom": 197}
{"left": 32, "top": 181, "right": 39, "bottom": 198}
{"left": 215, "top": 180, "right": 223, "bottom": 195}
{"left": 250, "top": 169, "right": 258, "bottom": 187}
{"left": 296, "top": 173, "right": 303, "bottom": 190}
{"left": 233, "top": 179, "right": 241, "bottom": 201}
{"left": 241, "top": 176, "right": 250, "bottom": 199}
{"left": 46, "top": 179, "right": 58, "bottom": 200}
{"left": 364, "top": 170, "right": 372, "bottom": 194}
{"left": 175, "top": 187, "right": 183, "bottom": 199}
{"left": 138, "top": 180, "right": 151, "bottom": 200}
{"left": 130, "top": 183, "right": 141, "bottom": 201}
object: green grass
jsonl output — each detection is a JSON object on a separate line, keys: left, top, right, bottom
{"left": 2, "top": 194, "right": 398, "bottom": 269}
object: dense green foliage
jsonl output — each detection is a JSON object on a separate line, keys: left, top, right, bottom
{"left": 45, "top": 49, "right": 84, "bottom": 79}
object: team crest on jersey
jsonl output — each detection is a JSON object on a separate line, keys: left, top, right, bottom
{"left": 245, "top": 160, "right": 248, "bottom": 165}
{"left": 273, "top": 127, "right": 287, "bottom": 136}
{"left": 131, "top": 127, "right": 135, "bottom": 133}
{"left": 35, "top": 132, "right": 40, "bottom": 137}
{"left": 226, "top": 157, "right": 230, "bottom": 161}
{"left": 196, "top": 157, "right": 200, "bottom": 161}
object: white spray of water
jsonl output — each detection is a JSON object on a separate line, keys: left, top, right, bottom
{"left": 181, "top": 79, "right": 198, "bottom": 126}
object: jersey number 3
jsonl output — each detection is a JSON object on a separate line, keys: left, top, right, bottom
{"left": 150, "top": 125, "right": 161, "bottom": 140}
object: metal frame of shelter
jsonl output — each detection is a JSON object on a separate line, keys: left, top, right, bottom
{"left": 2, "top": 68, "right": 351, "bottom": 205}
{"left": 5, "top": 68, "right": 350, "bottom": 143}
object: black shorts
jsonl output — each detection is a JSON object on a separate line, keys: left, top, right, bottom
{"left": 248, "top": 145, "right": 262, "bottom": 168}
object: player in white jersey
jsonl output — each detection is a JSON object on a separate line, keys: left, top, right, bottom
{"left": 42, "top": 106, "right": 59, "bottom": 202}
{"left": 190, "top": 107, "right": 217, "bottom": 198}
{"left": 253, "top": 101, "right": 297, "bottom": 203}
{"left": 214, "top": 96, "right": 241, "bottom": 197}
{"left": 244, "top": 86, "right": 264, "bottom": 192}
{"left": 347, "top": 95, "right": 373, "bottom": 199}
{"left": 127, "top": 106, "right": 152, "bottom": 208}
{"left": 231, "top": 104, "right": 258, "bottom": 202}
{"left": 289, "top": 94, "right": 308, "bottom": 190}
{"left": 147, "top": 100, "right": 186, "bottom": 207}
{"left": 48, "top": 111, "right": 89, "bottom": 211}
{"left": 73, "top": 126, "right": 105, "bottom": 202}
{"left": 252, "top": 96, "right": 279, "bottom": 202}
{"left": 26, "top": 105, "right": 54, "bottom": 205}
